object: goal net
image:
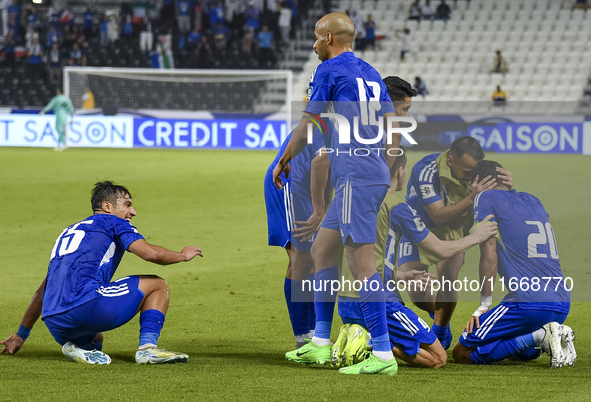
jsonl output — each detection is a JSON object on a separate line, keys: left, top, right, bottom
{"left": 64, "top": 67, "right": 292, "bottom": 115}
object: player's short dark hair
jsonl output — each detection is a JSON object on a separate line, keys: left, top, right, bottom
{"left": 91, "top": 181, "right": 131, "bottom": 212}
{"left": 471, "top": 160, "right": 504, "bottom": 186}
{"left": 383, "top": 76, "right": 417, "bottom": 101}
{"left": 449, "top": 136, "right": 485, "bottom": 162}
{"left": 390, "top": 145, "right": 407, "bottom": 176}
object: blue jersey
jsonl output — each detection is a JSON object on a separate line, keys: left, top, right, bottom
{"left": 177, "top": 1, "right": 191, "bottom": 16}
{"left": 383, "top": 203, "right": 429, "bottom": 304}
{"left": 305, "top": 52, "right": 395, "bottom": 189}
{"left": 268, "top": 126, "right": 327, "bottom": 199}
{"left": 42, "top": 214, "right": 144, "bottom": 319}
{"left": 473, "top": 190, "right": 570, "bottom": 312}
{"left": 406, "top": 153, "right": 441, "bottom": 229}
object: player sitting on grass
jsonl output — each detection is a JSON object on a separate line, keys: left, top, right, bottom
{"left": 0, "top": 181, "right": 202, "bottom": 365}
{"left": 398, "top": 136, "right": 513, "bottom": 350}
{"left": 335, "top": 147, "right": 498, "bottom": 371}
{"left": 452, "top": 161, "right": 575, "bottom": 368}
{"left": 264, "top": 125, "right": 332, "bottom": 348}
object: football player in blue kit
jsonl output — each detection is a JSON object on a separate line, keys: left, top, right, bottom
{"left": 274, "top": 12, "right": 413, "bottom": 375}
{"left": 453, "top": 161, "right": 576, "bottom": 368}
{"left": 264, "top": 125, "right": 332, "bottom": 348}
{"left": 0, "top": 181, "right": 202, "bottom": 365}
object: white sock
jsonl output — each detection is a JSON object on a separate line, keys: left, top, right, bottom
{"left": 138, "top": 343, "right": 157, "bottom": 350}
{"left": 308, "top": 329, "right": 315, "bottom": 338}
{"left": 311, "top": 336, "right": 331, "bottom": 346}
{"left": 373, "top": 350, "right": 395, "bottom": 361}
{"left": 533, "top": 328, "right": 546, "bottom": 346}
{"left": 295, "top": 335, "right": 306, "bottom": 343}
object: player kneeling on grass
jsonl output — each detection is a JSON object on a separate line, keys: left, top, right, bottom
{"left": 332, "top": 150, "right": 499, "bottom": 372}
{"left": 452, "top": 161, "right": 575, "bottom": 368}
{"left": 0, "top": 181, "right": 202, "bottom": 365}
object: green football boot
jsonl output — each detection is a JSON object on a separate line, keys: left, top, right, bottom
{"left": 332, "top": 324, "right": 351, "bottom": 368}
{"left": 344, "top": 324, "right": 370, "bottom": 367}
{"left": 285, "top": 340, "right": 332, "bottom": 365}
{"left": 339, "top": 353, "right": 398, "bottom": 375}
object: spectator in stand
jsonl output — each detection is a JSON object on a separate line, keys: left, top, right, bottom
{"left": 257, "top": 24, "right": 275, "bottom": 68}
{"left": 350, "top": 9, "right": 364, "bottom": 50}
{"left": 492, "top": 50, "right": 508, "bottom": 74}
{"left": 492, "top": 85, "right": 507, "bottom": 106}
{"left": 413, "top": 76, "right": 428, "bottom": 98}
{"left": 285, "top": 0, "right": 298, "bottom": 37}
{"left": 278, "top": 1, "right": 292, "bottom": 45}
{"left": 177, "top": 0, "right": 192, "bottom": 34}
{"left": 1, "top": 29, "right": 16, "bottom": 67}
{"left": 27, "top": 37, "right": 43, "bottom": 80}
{"left": 194, "top": 1, "right": 203, "bottom": 31}
{"left": 25, "top": 4, "right": 39, "bottom": 29}
{"left": 62, "top": 26, "right": 76, "bottom": 50}
{"left": 108, "top": 13, "right": 119, "bottom": 44}
{"left": 150, "top": 47, "right": 160, "bottom": 68}
{"left": 83, "top": 5, "right": 95, "bottom": 38}
{"left": 25, "top": 26, "right": 38, "bottom": 49}
{"left": 140, "top": 15, "right": 153, "bottom": 52}
{"left": 100, "top": 15, "right": 109, "bottom": 47}
{"left": 245, "top": 1, "right": 260, "bottom": 31}
{"left": 69, "top": 43, "right": 86, "bottom": 67}
{"left": 573, "top": 0, "right": 589, "bottom": 10}
{"left": 7, "top": 0, "right": 20, "bottom": 37}
{"left": 436, "top": 0, "right": 451, "bottom": 21}
{"left": 187, "top": 25, "right": 203, "bottom": 49}
{"left": 395, "top": 28, "right": 412, "bottom": 62}
{"left": 364, "top": 14, "right": 376, "bottom": 51}
{"left": 409, "top": 0, "right": 421, "bottom": 21}
{"left": 213, "top": 21, "right": 230, "bottom": 51}
{"left": 47, "top": 42, "right": 62, "bottom": 84}
{"left": 226, "top": 0, "right": 245, "bottom": 32}
{"left": 243, "top": 27, "right": 255, "bottom": 54}
{"left": 157, "top": 35, "right": 174, "bottom": 69}
{"left": 72, "top": 26, "right": 86, "bottom": 47}
{"left": 210, "top": 0, "right": 225, "bottom": 28}
{"left": 421, "top": 0, "right": 435, "bottom": 22}
{"left": 122, "top": 14, "right": 133, "bottom": 42}
{"left": 46, "top": 24, "right": 62, "bottom": 48}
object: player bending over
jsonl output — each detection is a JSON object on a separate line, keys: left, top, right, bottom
{"left": 0, "top": 181, "right": 202, "bottom": 365}
{"left": 264, "top": 125, "right": 332, "bottom": 348}
{"left": 276, "top": 11, "right": 402, "bottom": 375}
{"left": 335, "top": 146, "right": 498, "bottom": 371}
{"left": 40, "top": 89, "right": 74, "bottom": 151}
{"left": 452, "top": 161, "right": 575, "bottom": 368}
{"left": 398, "top": 136, "right": 513, "bottom": 350}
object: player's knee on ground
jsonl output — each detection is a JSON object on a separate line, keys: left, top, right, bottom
{"left": 452, "top": 342, "right": 473, "bottom": 364}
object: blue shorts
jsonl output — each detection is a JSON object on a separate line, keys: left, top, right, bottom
{"left": 322, "top": 182, "right": 388, "bottom": 244}
{"left": 396, "top": 235, "right": 421, "bottom": 266}
{"left": 291, "top": 192, "right": 315, "bottom": 251}
{"left": 43, "top": 276, "right": 145, "bottom": 348}
{"left": 264, "top": 167, "right": 292, "bottom": 248}
{"left": 339, "top": 297, "right": 436, "bottom": 356}
{"left": 458, "top": 302, "right": 569, "bottom": 351}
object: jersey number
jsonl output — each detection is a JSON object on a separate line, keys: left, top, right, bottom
{"left": 50, "top": 220, "right": 93, "bottom": 260}
{"left": 356, "top": 78, "right": 382, "bottom": 127}
{"left": 399, "top": 241, "right": 413, "bottom": 258}
{"left": 525, "top": 221, "right": 559, "bottom": 259}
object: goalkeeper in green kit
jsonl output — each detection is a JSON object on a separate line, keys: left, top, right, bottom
{"left": 40, "top": 89, "right": 74, "bottom": 151}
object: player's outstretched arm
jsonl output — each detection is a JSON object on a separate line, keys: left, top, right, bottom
{"left": 465, "top": 237, "right": 498, "bottom": 334}
{"left": 424, "top": 175, "right": 497, "bottom": 226}
{"left": 0, "top": 278, "right": 46, "bottom": 355}
{"left": 293, "top": 151, "right": 330, "bottom": 241}
{"left": 417, "top": 214, "right": 498, "bottom": 260}
{"left": 272, "top": 114, "right": 314, "bottom": 190}
{"left": 128, "top": 239, "right": 202, "bottom": 265}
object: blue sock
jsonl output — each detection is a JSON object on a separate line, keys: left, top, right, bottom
{"left": 306, "top": 273, "right": 316, "bottom": 332}
{"left": 139, "top": 309, "right": 165, "bottom": 348}
{"left": 470, "top": 334, "right": 535, "bottom": 365}
{"left": 284, "top": 278, "right": 309, "bottom": 336}
{"left": 313, "top": 266, "right": 339, "bottom": 340}
{"left": 358, "top": 272, "right": 389, "bottom": 352}
{"left": 514, "top": 347, "right": 542, "bottom": 362}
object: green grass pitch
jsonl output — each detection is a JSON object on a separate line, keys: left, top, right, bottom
{"left": 0, "top": 148, "right": 590, "bottom": 401}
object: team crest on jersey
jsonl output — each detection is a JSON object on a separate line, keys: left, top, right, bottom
{"left": 420, "top": 184, "right": 436, "bottom": 199}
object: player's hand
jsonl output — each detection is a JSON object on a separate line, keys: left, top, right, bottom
{"left": 473, "top": 215, "right": 498, "bottom": 242}
{"left": 293, "top": 210, "right": 325, "bottom": 242}
{"left": 272, "top": 162, "right": 290, "bottom": 190}
{"left": 496, "top": 167, "right": 513, "bottom": 189}
{"left": 405, "top": 270, "right": 436, "bottom": 291}
{"left": 465, "top": 307, "right": 488, "bottom": 334}
{"left": 0, "top": 334, "right": 25, "bottom": 355}
{"left": 470, "top": 175, "right": 497, "bottom": 200}
{"left": 181, "top": 246, "right": 203, "bottom": 261}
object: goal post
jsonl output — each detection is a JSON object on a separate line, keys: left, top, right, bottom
{"left": 64, "top": 67, "right": 292, "bottom": 123}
